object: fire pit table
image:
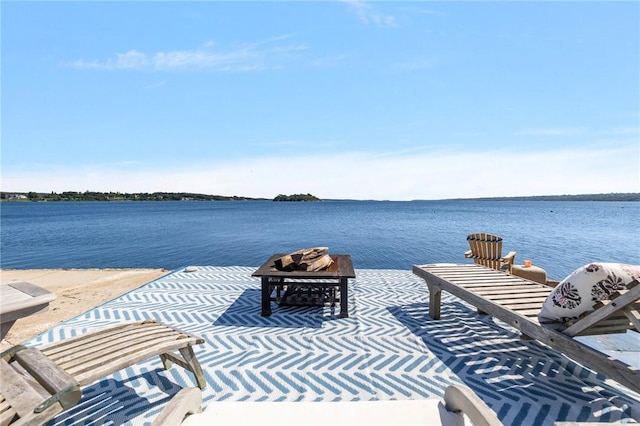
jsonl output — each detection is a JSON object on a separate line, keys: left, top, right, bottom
{"left": 252, "top": 254, "right": 355, "bottom": 318}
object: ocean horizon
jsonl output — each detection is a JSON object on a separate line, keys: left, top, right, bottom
{"left": 1, "top": 200, "right": 638, "bottom": 281}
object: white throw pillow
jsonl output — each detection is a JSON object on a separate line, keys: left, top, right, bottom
{"left": 538, "top": 262, "right": 640, "bottom": 324}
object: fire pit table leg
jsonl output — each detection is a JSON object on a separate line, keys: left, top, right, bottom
{"left": 339, "top": 278, "right": 349, "bottom": 318}
{"left": 261, "top": 277, "right": 272, "bottom": 316}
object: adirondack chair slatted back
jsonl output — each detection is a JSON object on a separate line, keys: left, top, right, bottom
{"left": 465, "top": 233, "right": 515, "bottom": 271}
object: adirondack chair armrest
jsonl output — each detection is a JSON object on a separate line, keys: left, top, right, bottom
{"left": 498, "top": 251, "right": 516, "bottom": 271}
{"left": 152, "top": 387, "right": 202, "bottom": 426}
{"left": 500, "top": 251, "right": 516, "bottom": 264}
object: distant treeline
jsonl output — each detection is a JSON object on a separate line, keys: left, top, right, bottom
{"left": 0, "top": 191, "right": 263, "bottom": 202}
{"left": 448, "top": 193, "right": 640, "bottom": 202}
{"left": 1, "top": 191, "right": 637, "bottom": 202}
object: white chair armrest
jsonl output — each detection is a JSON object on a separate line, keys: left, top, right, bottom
{"left": 554, "top": 423, "right": 627, "bottom": 426}
{"left": 444, "top": 384, "right": 503, "bottom": 426}
{"left": 152, "top": 387, "right": 202, "bottom": 426}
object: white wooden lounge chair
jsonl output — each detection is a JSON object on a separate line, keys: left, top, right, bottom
{"left": 464, "top": 233, "right": 516, "bottom": 272}
{"left": 412, "top": 263, "right": 640, "bottom": 394}
{"left": 0, "top": 320, "right": 205, "bottom": 426}
{"left": 1, "top": 282, "right": 56, "bottom": 340}
{"left": 152, "top": 384, "right": 503, "bottom": 426}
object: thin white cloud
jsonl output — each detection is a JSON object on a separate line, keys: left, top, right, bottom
{"left": 601, "top": 126, "right": 640, "bottom": 136}
{"left": 3, "top": 145, "right": 638, "bottom": 200}
{"left": 369, "top": 145, "right": 429, "bottom": 158}
{"left": 69, "top": 37, "right": 307, "bottom": 72}
{"left": 144, "top": 80, "right": 167, "bottom": 89}
{"left": 400, "top": 7, "right": 445, "bottom": 17}
{"left": 309, "top": 54, "right": 348, "bottom": 68}
{"left": 252, "top": 140, "right": 339, "bottom": 149}
{"left": 116, "top": 50, "right": 148, "bottom": 69}
{"left": 394, "top": 57, "right": 438, "bottom": 71}
{"left": 343, "top": 0, "right": 397, "bottom": 28}
{"left": 513, "top": 127, "right": 588, "bottom": 137}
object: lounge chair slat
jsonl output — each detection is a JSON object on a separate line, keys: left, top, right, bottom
{"left": 500, "top": 303, "right": 548, "bottom": 311}
{"left": 41, "top": 321, "right": 176, "bottom": 356}
{"left": 54, "top": 333, "right": 194, "bottom": 369}
{"left": 12, "top": 349, "right": 81, "bottom": 410}
{"left": 39, "top": 321, "right": 205, "bottom": 388}
{"left": 578, "top": 321, "right": 634, "bottom": 335}
{"left": 44, "top": 329, "right": 189, "bottom": 365}
{"left": 473, "top": 291, "right": 550, "bottom": 300}
{"left": 71, "top": 339, "right": 201, "bottom": 386}
{"left": 478, "top": 296, "right": 550, "bottom": 305}
{"left": 45, "top": 322, "right": 194, "bottom": 355}
{"left": 465, "top": 286, "right": 551, "bottom": 296}
{"left": 623, "top": 306, "right": 640, "bottom": 331}
{"left": 40, "top": 322, "right": 148, "bottom": 352}
{"left": 0, "top": 361, "right": 43, "bottom": 419}
{"left": 0, "top": 359, "right": 66, "bottom": 423}
{"left": 508, "top": 309, "right": 544, "bottom": 319}
{"left": 0, "top": 397, "right": 11, "bottom": 413}
{"left": 0, "top": 406, "right": 17, "bottom": 426}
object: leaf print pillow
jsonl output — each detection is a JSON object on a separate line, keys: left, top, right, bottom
{"left": 538, "top": 263, "right": 640, "bottom": 325}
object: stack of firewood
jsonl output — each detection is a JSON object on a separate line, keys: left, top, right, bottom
{"left": 273, "top": 247, "right": 333, "bottom": 272}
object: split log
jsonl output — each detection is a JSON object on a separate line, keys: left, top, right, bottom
{"left": 300, "top": 254, "right": 334, "bottom": 271}
{"left": 274, "top": 253, "right": 303, "bottom": 271}
{"left": 292, "top": 247, "right": 328, "bottom": 261}
{"left": 273, "top": 247, "right": 332, "bottom": 271}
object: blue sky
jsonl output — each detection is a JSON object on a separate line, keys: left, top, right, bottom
{"left": 2, "top": 1, "right": 639, "bottom": 200}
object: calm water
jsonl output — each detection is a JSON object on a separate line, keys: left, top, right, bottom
{"left": 1, "top": 200, "right": 638, "bottom": 279}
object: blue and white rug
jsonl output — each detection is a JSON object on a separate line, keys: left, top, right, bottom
{"left": 32, "top": 267, "right": 639, "bottom": 425}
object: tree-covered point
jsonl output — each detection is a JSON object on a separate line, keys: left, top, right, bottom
{"left": 273, "top": 193, "right": 321, "bottom": 202}
{"left": 0, "top": 191, "right": 262, "bottom": 202}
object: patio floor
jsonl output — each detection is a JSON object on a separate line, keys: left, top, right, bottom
{"left": 31, "top": 266, "right": 640, "bottom": 425}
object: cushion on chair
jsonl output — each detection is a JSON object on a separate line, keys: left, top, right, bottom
{"left": 538, "top": 262, "right": 640, "bottom": 324}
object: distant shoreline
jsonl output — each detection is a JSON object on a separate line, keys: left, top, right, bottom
{"left": 439, "top": 193, "right": 640, "bottom": 202}
{"left": 1, "top": 191, "right": 638, "bottom": 202}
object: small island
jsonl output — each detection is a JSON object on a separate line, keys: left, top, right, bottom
{"left": 273, "top": 193, "right": 321, "bottom": 202}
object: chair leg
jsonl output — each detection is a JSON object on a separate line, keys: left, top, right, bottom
{"left": 159, "top": 347, "right": 207, "bottom": 390}
{"left": 178, "top": 347, "right": 206, "bottom": 390}
{"left": 426, "top": 283, "right": 442, "bottom": 320}
{"left": 160, "top": 353, "right": 173, "bottom": 370}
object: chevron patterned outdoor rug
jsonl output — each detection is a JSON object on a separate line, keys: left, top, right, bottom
{"left": 31, "top": 266, "right": 639, "bottom": 425}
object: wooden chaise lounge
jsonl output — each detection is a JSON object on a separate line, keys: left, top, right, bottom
{"left": 0, "top": 320, "right": 205, "bottom": 426}
{"left": 412, "top": 263, "right": 640, "bottom": 394}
